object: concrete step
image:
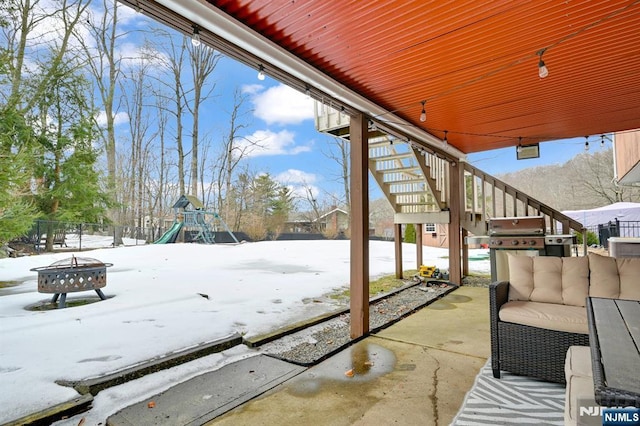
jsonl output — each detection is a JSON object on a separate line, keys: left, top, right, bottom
{"left": 106, "top": 355, "right": 305, "bottom": 426}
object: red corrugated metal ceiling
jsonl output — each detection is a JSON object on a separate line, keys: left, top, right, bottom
{"left": 207, "top": 0, "right": 640, "bottom": 154}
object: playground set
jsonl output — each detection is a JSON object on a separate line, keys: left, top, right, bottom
{"left": 154, "top": 195, "right": 238, "bottom": 244}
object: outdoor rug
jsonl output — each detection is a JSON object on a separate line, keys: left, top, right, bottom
{"left": 451, "top": 359, "right": 565, "bottom": 425}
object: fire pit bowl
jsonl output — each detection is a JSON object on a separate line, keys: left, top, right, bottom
{"left": 30, "top": 256, "right": 113, "bottom": 308}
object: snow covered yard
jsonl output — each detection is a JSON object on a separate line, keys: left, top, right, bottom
{"left": 0, "top": 240, "right": 490, "bottom": 424}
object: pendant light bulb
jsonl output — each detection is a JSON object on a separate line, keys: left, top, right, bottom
{"left": 601, "top": 135, "right": 605, "bottom": 147}
{"left": 419, "top": 101, "right": 426, "bottom": 122}
{"left": 537, "top": 49, "right": 549, "bottom": 79}
{"left": 584, "top": 136, "right": 590, "bottom": 151}
{"left": 191, "top": 25, "right": 201, "bottom": 47}
{"left": 443, "top": 130, "right": 448, "bottom": 147}
{"left": 257, "top": 65, "right": 266, "bottom": 81}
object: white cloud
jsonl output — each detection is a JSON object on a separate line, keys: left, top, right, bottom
{"left": 238, "top": 129, "right": 311, "bottom": 157}
{"left": 241, "top": 84, "right": 263, "bottom": 95}
{"left": 117, "top": 42, "right": 168, "bottom": 70}
{"left": 252, "top": 84, "right": 314, "bottom": 125}
{"left": 95, "top": 111, "right": 130, "bottom": 127}
{"left": 274, "top": 169, "right": 321, "bottom": 202}
{"left": 288, "top": 184, "right": 321, "bottom": 201}
{"left": 275, "top": 169, "right": 318, "bottom": 185}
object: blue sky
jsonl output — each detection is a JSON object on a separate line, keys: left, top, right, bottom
{"left": 102, "top": 3, "right": 612, "bottom": 205}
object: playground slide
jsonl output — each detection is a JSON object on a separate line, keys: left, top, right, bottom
{"left": 154, "top": 222, "right": 183, "bottom": 244}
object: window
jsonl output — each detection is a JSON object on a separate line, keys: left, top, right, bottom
{"left": 425, "top": 223, "right": 436, "bottom": 233}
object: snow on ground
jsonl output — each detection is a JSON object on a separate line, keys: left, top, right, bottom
{"left": 0, "top": 239, "right": 490, "bottom": 424}
{"left": 63, "top": 233, "right": 145, "bottom": 249}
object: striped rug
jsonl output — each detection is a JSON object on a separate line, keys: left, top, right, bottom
{"left": 452, "top": 360, "right": 565, "bottom": 425}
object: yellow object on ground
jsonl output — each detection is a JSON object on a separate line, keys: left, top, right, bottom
{"left": 419, "top": 265, "right": 438, "bottom": 278}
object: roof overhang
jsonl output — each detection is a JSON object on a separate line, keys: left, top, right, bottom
{"left": 124, "top": 0, "right": 640, "bottom": 159}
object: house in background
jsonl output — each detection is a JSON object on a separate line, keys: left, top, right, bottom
{"left": 614, "top": 130, "right": 640, "bottom": 185}
{"left": 421, "top": 223, "right": 449, "bottom": 248}
{"left": 285, "top": 207, "right": 351, "bottom": 235}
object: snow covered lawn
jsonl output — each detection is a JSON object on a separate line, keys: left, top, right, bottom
{"left": 0, "top": 240, "right": 490, "bottom": 424}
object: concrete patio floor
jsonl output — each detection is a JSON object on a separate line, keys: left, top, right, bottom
{"left": 207, "top": 286, "right": 490, "bottom": 426}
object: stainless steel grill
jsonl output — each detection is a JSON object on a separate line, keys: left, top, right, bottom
{"left": 488, "top": 216, "right": 546, "bottom": 282}
{"left": 544, "top": 234, "right": 576, "bottom": 257}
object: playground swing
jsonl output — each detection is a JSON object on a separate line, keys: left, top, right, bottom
{"left": 154, "top": 195, "right": 238, "bottom": 244}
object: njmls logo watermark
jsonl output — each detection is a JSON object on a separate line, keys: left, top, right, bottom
{"left": 578, "top": 398, "right": 640, "bottom": 426}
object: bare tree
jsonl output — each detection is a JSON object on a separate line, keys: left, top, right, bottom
{"left": 185, "top": 41, "right": 221, "bottom": 199}
{"left": 153, "top": 30, "right": 189, "bottom": 196}
{"left": 294, "top": 183, "right": 324, "bottom": 233}
{"left": 322, "top": 135, "right": 351, "bottom": 213}
{"left": 567, "top": 149, "right": 639, "bottom": 205}
{"left": 213, "top": 88, "right": 260, "bottom": 220}
{"left": 78, "top": 0, "right": 126, "bottom": 201}
{"left": 143, "top": 94, "right": 171, "bottom": 239}
{"left": 120, "top": 50, "right": 155, "bottom": 235}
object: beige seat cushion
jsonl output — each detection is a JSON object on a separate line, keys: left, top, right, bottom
{"left": 565, "top": 345, "right": 592, "bottom": 378}
{"left": 564, "top": 346, "right": 596, "bottom": 426}
{"left": 565, "top": 373, "right": 596, "bottom": 425}
{"left": 499, "top": 301, "right": 588, "bottom": 334}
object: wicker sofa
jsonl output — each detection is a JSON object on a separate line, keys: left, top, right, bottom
{"left": 490, "top": 253, "right": 640, "bottom": 384}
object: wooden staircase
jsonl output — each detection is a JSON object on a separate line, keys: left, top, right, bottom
{"left": 368, "top": 133, "right": 446, "bottom": 214}
{"left": 315, "top": 103, "right": 584, "bottom": 237}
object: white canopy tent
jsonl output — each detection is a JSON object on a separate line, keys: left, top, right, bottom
{"left": 562, "top": 202, "right": 640, "bottom": 234}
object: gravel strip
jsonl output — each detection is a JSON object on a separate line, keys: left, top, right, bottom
{"left": 258, "top": 282, "right": 455, "bottom": 365}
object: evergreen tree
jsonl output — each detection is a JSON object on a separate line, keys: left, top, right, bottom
{"left": 244, "top": 173, "right": 293, "bottom": 237}
{"left": 0, "top": 107, "right": 37, "bottom": 245}
{"left": 29, "top": 59, "right": 110, "bottom": 249}
{"left": 404, "top": 223, "right": 416, "bottom": 243}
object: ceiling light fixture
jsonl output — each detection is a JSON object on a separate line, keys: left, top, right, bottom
{"left": 537, "top": 49, "right": 549, "bottom": 78}
{"left": 516, "top": 137, "right": 523, "bottom": 153}
{"left": 419, "top": 101, "right": 427, "bottom": 122}
{"left": 601, "top": 134, "right": 605, "bottom": 147}
{"left": 584, "top": 136, "right": 590, "bottom": 151}
{"left": 443, "top": 130, "right": 448, "bottom": 147}
{"left": 191, "top": 25, "right": 201, "bottom": 47}
{"left": 257, "top": 65, "right": 266, "bottom": 81}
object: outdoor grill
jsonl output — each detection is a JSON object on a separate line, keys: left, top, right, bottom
{"left": 544, "top": 234, "right": 576, "bottom": 257}
{"left": 31, "top": 256, "right": 112, "bottom": 308}
{"left": 488, "top": 216, "right": 546, "bottom": 282}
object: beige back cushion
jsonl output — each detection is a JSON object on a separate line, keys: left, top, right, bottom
{"left": 509, "top": 255, "right": 589, "bottom": 306}
{"left": 562, "top": 257, "right": 590, "bottom": 307}
{"left": 616, "top": 257, "right": 640, "bottom": 300}
{"left": 588, "top": 253, "right": 620, "bottom": 298}
{"left": 508, "top": 255, "right": 534, "bottom": 301}
{"left": 531, "top": 257, "right": 563, "bottom": 304}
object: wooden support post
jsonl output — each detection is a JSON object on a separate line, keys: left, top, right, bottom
{"left": 350, "top": 112, "right": 369, "bottom": 339}
{"left": 395, "top": 223, "right": 403, "bottom": 279}
{"left": 416, "top": 223, "right": 423, "bottom": 270}
{"left": 448, "top": 161, "right": 462, "bottom": 285}
{"left": 462, "top": 228, "right": 469, "bottom": 279}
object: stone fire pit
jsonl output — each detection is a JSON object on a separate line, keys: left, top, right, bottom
{"left": 30, "top": 256, "right": 112, "bottom": 308}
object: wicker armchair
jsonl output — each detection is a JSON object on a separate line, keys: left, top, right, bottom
{"left": 489, "top": 281, "right": 589, "bottom": 384}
